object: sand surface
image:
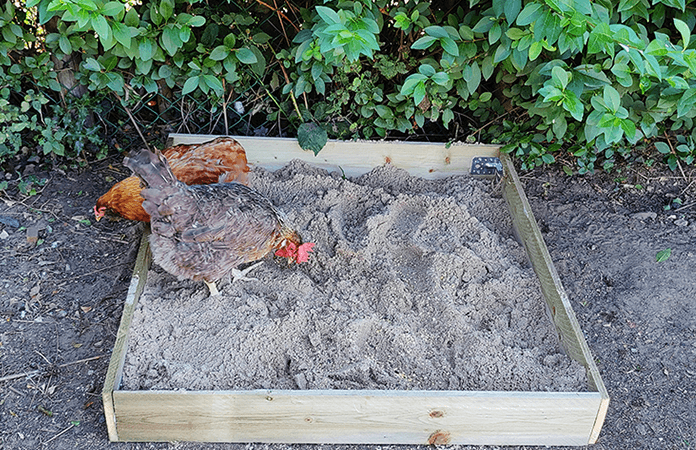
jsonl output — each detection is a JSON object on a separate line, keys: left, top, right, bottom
{"left": 121, "top": 161, "right": 587, "bottom": 392}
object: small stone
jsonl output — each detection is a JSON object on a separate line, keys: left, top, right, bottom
{"left": 0, "top": 230, "right": 8, "bottom": 240}
{"left": 631, "top": 212, "right": 657, "bottom": 220}
{"left": 294, "top": 372, "right": 307, "bottom": 390}
{"left": 674, "top": 218, "right": 689, "bottom": 227}
{"left": 26, "top": 226, "right": 40, "bottom": 245}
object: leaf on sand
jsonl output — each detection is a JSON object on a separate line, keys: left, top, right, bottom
{"left": 297, "top": 123, "right": 328, "bottom": 155}
{"left": 656, "top": 248, "right": 671, "bottom": 262}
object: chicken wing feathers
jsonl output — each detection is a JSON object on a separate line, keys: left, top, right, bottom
{"left": 95, "top": 137, "right": 250, "bottom": 222}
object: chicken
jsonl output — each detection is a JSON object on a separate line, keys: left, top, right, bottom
{"left": 94, "top": 137, "right": 250, "bottom": 222}
{"left": 123, "top": 147, "right": 315, "bottom": 296}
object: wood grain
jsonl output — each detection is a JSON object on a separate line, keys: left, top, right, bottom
{"left": 168, "top": 134, "right": 500, "bottom": 179}
{"left": 113, "top": 389, "right": 602, "bottom": 445}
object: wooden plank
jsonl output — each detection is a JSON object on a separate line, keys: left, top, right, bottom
{"left": 499, "top": 154, "right": 609, "bottom": 443}
{"left": 113, "top": 389, "right": 602, "bottom": 445}
{"left": 167, "top": 133, "right": 500, "bottom": 179}
{"left": 102, "top": 230, "right": 152, "bottom": 442}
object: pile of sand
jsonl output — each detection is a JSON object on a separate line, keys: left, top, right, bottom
{"left": 122, "top": 161, "right": 587, "bottom": 392}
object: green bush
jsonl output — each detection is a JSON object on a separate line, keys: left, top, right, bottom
{"left": 1, "top": 0, "right": 695, "bottom": 173}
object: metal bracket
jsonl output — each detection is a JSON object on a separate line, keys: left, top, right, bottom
{"left": 470, "top": 157, "right": 503, "bottom": 176}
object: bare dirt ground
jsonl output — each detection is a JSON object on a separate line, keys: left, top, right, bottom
{"left": 1, "top": 150, "right": 694, "bottom": 450}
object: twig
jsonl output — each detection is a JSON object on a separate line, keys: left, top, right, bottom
{"left": 0, "top": 355, "right": 105, "bottom": 383}
{"left": 2, "top": 195, "right": 61, "bottom": 221}
{"left": 254, "top": 0, "right": 300, "bottom": 32}
{"left": 674, "top": 201, "right": 696, "bottom": 212}
{"left": 42, "top": 424, "right": 75, "bottom": 446}
{"left": 113, "top": 90, "right": 151, "bottom": 152}
{"left": 61, "top": 262, "right": 131, "bottom": 281}
{"left": 222, "top": 79, "right": 230, "bottom": 135}
{"left": 469, "top": 107, "right": 522, "bottom": 138}
{"left": 663, "top": 132, "right": 687, "bottom": 180}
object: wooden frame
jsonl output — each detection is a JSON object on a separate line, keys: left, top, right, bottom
{"left": 102, "top": 135, "right": 608, "bottom": 445}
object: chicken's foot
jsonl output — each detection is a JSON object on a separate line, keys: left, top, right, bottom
{"left": 204, "top": 280, "right": 220, "bottom": 297}
{"left": 232, "top": 261, "right": 262, "bottom": 283}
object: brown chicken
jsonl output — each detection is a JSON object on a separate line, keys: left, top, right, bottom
{"left": 94, "top": 137, "right": 250, "bottom": 222}
{"left": 123, "top": 147, "right": 314, "bottom": 296}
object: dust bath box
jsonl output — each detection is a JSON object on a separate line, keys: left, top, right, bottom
{"left": 102, "top": 134, "right": 608, "bottom": 446}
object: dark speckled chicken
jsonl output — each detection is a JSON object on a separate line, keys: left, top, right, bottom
{"left": 123, "top": 148, "right": 314, "bottom": 296}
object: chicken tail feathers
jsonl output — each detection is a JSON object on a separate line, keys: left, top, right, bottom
{"left": 123, "top": 148, "right": 178, "bottom": 189}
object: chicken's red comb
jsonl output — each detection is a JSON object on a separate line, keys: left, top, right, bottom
{"left": 296, "top": 242, "right": 315, "bottom": 263}
{"left": 275, "top": 242, "right": 297, "bottom": 259}
{"left": 274, "top": 242, "right": 315, "bottom": 263}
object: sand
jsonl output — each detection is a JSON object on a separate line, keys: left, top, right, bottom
{"left": 121, "top": 160, "right": 587, "bottom": 392}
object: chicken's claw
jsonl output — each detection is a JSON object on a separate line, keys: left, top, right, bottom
{"left": 231, "top": 261, "right": 262, "bottom": 283}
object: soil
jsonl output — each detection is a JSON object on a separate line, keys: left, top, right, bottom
{"left": 1, "top": 150, "right": 695, "bottom": 450}
{"left": 122, "top": 163, "right": 586, "bottom": 393}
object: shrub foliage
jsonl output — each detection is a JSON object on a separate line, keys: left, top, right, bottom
{"left": 1, "top": 0, "right": 696, "bottom": 172}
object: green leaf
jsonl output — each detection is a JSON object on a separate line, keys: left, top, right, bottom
{"left": 517, "top": 3, "right": 542, "bottom": 26}
{"left": 489, "top": 22, "right": 502, "bottom": 44}
{"left": 412, "top": 35, "right": 438, "bottom": 50}
{"left": 552, "top": 115, "right": 567, "bottom": 138}
{"left": 541, "top": 153, "right": 555, "bottom": 164}
{"left": 160, "top": 0, "right": 174, "bottom": 21}
{"left": 459, "top": 25, "right": 475, "bottom": 40}
{"left": 102, "top": 1, "right": 123, "bottom": 17}
{"left": 465, "top": 63, "right": 481, "bottom": 94}
{"left": 91, "top": 14, "right": 110, "bottom": 39}
{"left": 202, "top": 75, "right": 223, "bottom": 94}
{"left": 493, "top": 42, "right": 511, "bottom": 63}
{"left": 124, "top": 7, "right": 139, "bottom": 26}
{"left": 419, "top": 64, "right": 436, "bottom": 77}
{"left": 587, "top": 22, "right": 613, "bottom": 55}
{"left": 83, "top": 57, "right": 102, "bottom": 72}
{"left": 492, "top": 0, "right": 505, "bottom": 17}
{"left": 188, "top": 16, "right": 206, "bottom": 27}
{"left": 481, "top": 55, "right": 494, "bottom": 79}
{"left": 316, "top": 6, "right": 340, "bottom": 24}
{"left": 111, "top": 22, "right": 131, "bottom": 48}
{"left": 182, "top": 76, "right": 200, "bottom": 95}
{"left": 425, "top": 26, "right": 450, "bottom": 38}
{"left": 413, "top": 82, "right": 427, "bottom": 105}
{"left": 210, "top": 45, "right": 229, "bottom": 61}
{"left": 472, "top": 17, "right": 494, "bottom": 33}
{"left": 252, "top": 32, "right": 271, "bottom": 45}
{"left": 655, "top": 248, "right": 671, "bottom": 262}
{"left": 431, "top": 72, "right": 450, "bottom": 86}
{"left": 551, "top": 66, "right": 569, "bottom": 89}
{"left": 506, "top": 28, "right": 526, "bottom": 40}
{"left": 677, "top": 88, "right": 696, "bottom": 118}
{"left": 528, "top": 41, "right": 543, "bottom": 60}
{"left": 441, "top": 37, "right": 459, "bottom": 56}
{"left": 644, "top": 54, "right": 661, "bottom": 80}
{"left": 674, "top": 18, "right": 691, "bottom": 48}
{"left": 504, "top": 0, "right": 522, "bottom": 24}
{"left": 654, "top": 142, "right": 671, "bottom": 154}
{"left": 620, "top": 118, "right": 636, "bottom": 139}
{"left": 297, "top": 122, "right": 328, "bottom": 155}
{"left": 400, "top": 74, "right": 427, "bottom": 95}
{"left": 611, "top": 63, "right": 633, "bottom": 87}
{"left": 59, "top": 35, "right": 72, "bottom": 54}
{"left": 603, "top": 85, "right": 621, "bottom": 113}
{"left": 139, "top": 39, "right": 155, "bottom": 60}
{"left": 161, "top": 27, "right": 181, "bottom": 55}
{"left": 563, "top": 91, "right": 584, "bottom": 121}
